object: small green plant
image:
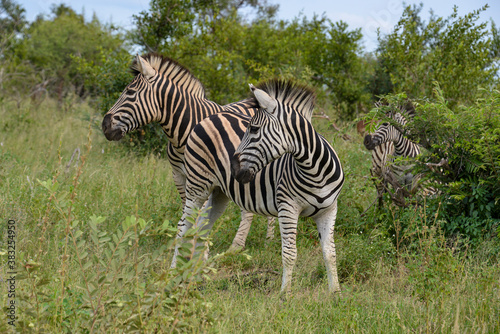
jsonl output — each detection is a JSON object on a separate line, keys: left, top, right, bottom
{"left": 6, "top": 125, "right": 216, "bottom": 333}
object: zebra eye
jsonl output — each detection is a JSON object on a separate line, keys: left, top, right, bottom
{"left": 382, "top": 122, "right": 389, "bottom": 126}
{"left": 126, "top": 88, "right": 136, "bottom": 95}
{"left": 249, "top": 125, "right": 260, "bottom": 134}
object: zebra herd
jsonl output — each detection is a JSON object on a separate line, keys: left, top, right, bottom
{"left": 102, "top": 53, "right": 275, "bottom": 253}
{"left": 102, "top": 53, "right": 425, "bottom": 294}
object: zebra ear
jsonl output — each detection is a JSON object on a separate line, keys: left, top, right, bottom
{"left": 250, "top": 85, "right": 277, "bottom": 112}
{"left": 136, "top": 54, "right": 156, "bottom": 80}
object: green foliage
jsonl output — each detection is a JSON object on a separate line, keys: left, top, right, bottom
{"left": 131, "top": 1, "right": 367, "bottom": 118}
{"left": 362, "top": 86, "right": 499, "bottom": 243}
{"left": 2, "top": 3, "right": 125, "bottom": 101}
{"left": 0, "top": 0, "right": 26, "bottom": 54}
{"left": 409, "top": 87, "right": 500, "bottom": 237}
{"left": 73, "top": 48, "right": 133, "bottom": 112}
{"left": 375, "top": 4, "right": 498, "bottom": 107}
{"left": 10, "top": 164, "right": 215, "bottom": 332}
{"left": 131, "top": 0, "right": 199, "bottom": 52}
{"left": 1, "top": 98, "right": 500, "bottom": 333}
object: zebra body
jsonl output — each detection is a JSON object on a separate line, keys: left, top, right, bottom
{"left": 101, "top": 53, "right": 274, "bottom": 251}
{"left": 177, "top": 80, "right": 344, "bottom": 293}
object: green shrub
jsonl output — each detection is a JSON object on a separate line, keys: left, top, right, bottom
{"left": 412, "top": 87, "right": 500, "bottom": 241}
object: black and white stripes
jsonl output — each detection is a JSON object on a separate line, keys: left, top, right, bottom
{"left": 175, "top": 80, "right": 344, "bottom": 293}
{"left": 101, "top": 53, "right": 273, "bottom": 251}
{"left": 363, "top": 105, "right": 433, "bottom": 206}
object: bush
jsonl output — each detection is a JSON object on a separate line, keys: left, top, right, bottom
{"left": 363, "top": 87, "right": 500, "bottom": 244}
{"left": 411, "top": 87, "right": 500, "bottom": 239}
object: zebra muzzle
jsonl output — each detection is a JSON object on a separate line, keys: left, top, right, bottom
{"left": 102, "top": 114, "right": 124, "bottom": 141}
{"left": 363, "top": 134, "right": 377, "bottom": 150}
{"left": 231, "top": 152, "right": 255, "bottom": 184}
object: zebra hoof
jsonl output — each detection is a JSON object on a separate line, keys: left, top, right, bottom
{"left": 226, "top": 245, "right": 244, "bottom": 254}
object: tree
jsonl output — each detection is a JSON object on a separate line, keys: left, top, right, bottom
{"left": 11, "top": 4, "right": 125, "bottom": 101}
{"left": 0, "top": 0, "right": 26, "bottom": 55}
{"left": 0, "top": 0, "right": 27, "bottom": 101}
{"left": 374, "top": 4, "right": 498, "bottom": 107}
{"left": 302, "top": 19, "right": 368, "bottom": 118}
{"left": 131, "top": 1, "right": 368, "bottom": 117}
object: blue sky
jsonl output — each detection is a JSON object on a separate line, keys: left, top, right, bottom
{"left": 22, "top": 0, "right": 500, "bottom": 52}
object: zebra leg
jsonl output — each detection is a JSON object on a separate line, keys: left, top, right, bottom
{"left": 266, "top": 217, "right": 276, "bottom": 241}
{"left": 170, "top": 198, "right": 202, "bottom": 268}
{"left": 227, "top": 209, "right": 254, "bottom": 253}
{"left": 313, "top": 200, "right": 341, "bottom": 294}
{"left": 171, "top": 188, "right": 229, "bottom": 267}
{"left": 197, "top": 187, "right": 230, "bottom": 260}
{"left": 376, "top": 180, "right": 385, "bottom": 209}
{"left": 228, "top": 214, "right": 276, "bottom": 254}
{"left": 171, "top": 168, "right": 187, "bottom": 207}
{"left": 278, "top": 208, "right": 299, "bottom": 293}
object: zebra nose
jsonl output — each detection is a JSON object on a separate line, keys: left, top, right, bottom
{"left": 363, "top": 134, "right": 374, "bottom": 150}
{"left": 231, "top": 153, "right": 241, "bottom": 178}
{"left": 102, "top": 114, "right": 124, "bottom": 141}
{"left": 231, "top": 153, "right": 255, "bottom": 184}
{"left": 102, "top": 114, "right": 112, "bottom": 133}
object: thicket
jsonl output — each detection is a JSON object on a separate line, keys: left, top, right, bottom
{"left": 0, "top": 2, "right": 124, "bottom": 104}
{"left": 362, "top": 4, "right": 499, "bottom": 243}
{"left": 364, "top": 89, "right": 500, "bottom": 246}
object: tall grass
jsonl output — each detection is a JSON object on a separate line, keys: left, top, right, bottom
{"left": 1, "top": 99, "right": 499, "bottom": 333}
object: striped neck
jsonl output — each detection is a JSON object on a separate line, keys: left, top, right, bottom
{"left": 290, "top": 114, "right": 342, "bottom": 185}
{"left": 158, "top": 79, "right": 224, "bottom": 149}
{"left": 394, "top": 133, "right": 420, "bottom": 157}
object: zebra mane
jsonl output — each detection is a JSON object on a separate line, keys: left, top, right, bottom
{"left": 130, "top": 53, "right": 206, "bottom": 98}
{"left": 254, "top": 79, "right": 316, "bottom": 121}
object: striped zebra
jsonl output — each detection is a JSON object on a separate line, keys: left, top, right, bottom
{"left": 101, "top": 53, "right": 274, "bottom": 251}
{"left": 176, "top": 80, "right": 344, "bottom": 293}
{"left": 363, "top": 107, "right": 425, "bottom": 207}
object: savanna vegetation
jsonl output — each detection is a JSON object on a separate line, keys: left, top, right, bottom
{"left": 0, "top": 0, "right": 499, "bottom": 332}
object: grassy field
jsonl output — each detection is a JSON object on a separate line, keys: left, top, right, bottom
{"left": 1, "top": 100, "right": 499, "bottom": 333}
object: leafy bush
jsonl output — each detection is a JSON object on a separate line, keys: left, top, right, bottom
{"left": 410, "top": 87, "right": 500, "bottom": 240}
{"left": 363, "top": 87, "right": 499, "bottom": 244}
{"left": 4, "top": 4, "right": 125, "bottom": 102}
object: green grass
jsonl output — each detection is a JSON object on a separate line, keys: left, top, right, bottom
{"left": 1, "top": 99, "right": 499, "bottom": 333}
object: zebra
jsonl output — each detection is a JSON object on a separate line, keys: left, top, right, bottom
{"left": 176, "top": 79, "right": 344, "bottom": 293}
{"left": 101, "top": 53, "right": 274, "bottom": 252}
{"left": 363, "top": 107, "right": 426, "bottom": 207}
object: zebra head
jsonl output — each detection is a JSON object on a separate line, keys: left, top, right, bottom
{"left": 102, "top": 54, "right": 160, "bottom": 141}
{"left": 231, "top": 84, "right": 297, "bottom": 183}
{"left": 363, "top": 113, "right": 407, "bottom": 151}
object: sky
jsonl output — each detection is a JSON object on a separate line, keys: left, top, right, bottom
{"left": 21, "top": 0, "right": 500, "bottom": 52}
